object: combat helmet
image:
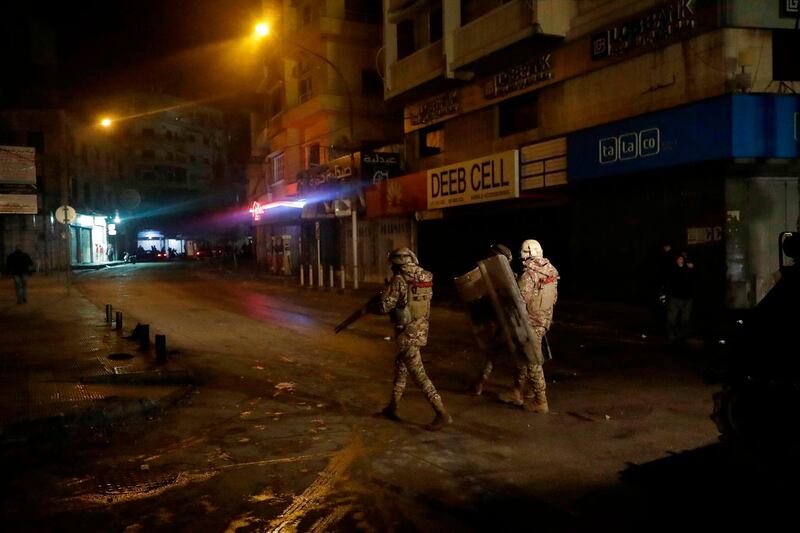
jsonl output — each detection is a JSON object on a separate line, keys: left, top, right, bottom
{"left": 520, "top": 239, "right": 543, "bottom": 260}
{"left": 388, "top": 247, "right": 418, "bottom": 266}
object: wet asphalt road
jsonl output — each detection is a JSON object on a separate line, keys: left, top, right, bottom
{"left": 1, "top": 261, "right": 794, "bottom": 532}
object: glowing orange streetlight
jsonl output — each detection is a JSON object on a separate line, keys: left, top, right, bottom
{"left": 100, "top": 117, "right": 112, "bottom": 128}
{"left": 254, "top": 22, "right": 270, "bottom": 38}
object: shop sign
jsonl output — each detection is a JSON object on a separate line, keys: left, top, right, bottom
{"left": 687, "top": 226, "right": 722, "bottom": 245}
{"left": 591, "top": 0, "right": 697, "bottom": 61}
{"left": 520, "top": 137, "right": 567, "bottom": 190}
{"left": 366, "top": 171, "right": 427, "bottom": 218}
{"left": 568, "top": 94, "right": 799, "bottom": 181}
{"left": 427, "top": 151, "right": 519, "bottom": 209}
{"left": 362, "top": 151, "right": 401, "bottom": 184}
{"left": 0, "top": 194, "right": 37, "bottom": 214}
{"left": 484, "top": 54, "right": 553, "bottom": 100}
{"left": 0, "top": 146, "right": 36, "bottom": 185}
{"left": 410, "top": 91, "right": 459, "bottom": 126}
{"left": 780, "top": 0, "right": 800, "bottom": 18}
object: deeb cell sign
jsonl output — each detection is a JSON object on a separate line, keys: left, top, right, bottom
{"left": 427, "top": 150, "right": 519, "bottom": 209}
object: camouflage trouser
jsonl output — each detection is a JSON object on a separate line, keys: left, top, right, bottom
{"left": 391, "top": 347, "right": 445, "bottom": 413}
{"left": 514, "top": 327, "right": 547, "bottom": 398}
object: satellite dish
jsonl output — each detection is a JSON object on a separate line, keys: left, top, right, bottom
{"left": 54, "top": 205, "right": 76, "bottom": 224}
{"left": 119, "top": 188, "right": 142, "bottom": 210}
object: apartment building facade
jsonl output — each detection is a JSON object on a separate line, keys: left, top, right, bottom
{"left": 248, "top": 0, "right": 404, "bottom": 281}
{"left": 376, "top": 0, "right": 800, "bottom": 313}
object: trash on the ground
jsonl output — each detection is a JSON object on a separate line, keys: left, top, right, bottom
{"left": 718, "top": 339, "right": 726, "bottom": 345}
{"left": 641, "top": 334, "right": 647, "bottom": 339}
{"left": 316, "top": 403, "right": 325, "bottom": 408}
{"left": 383, "top": 337, "right": 392, "bottom": 341}
{"left": 252, "top": 365, "right": 265, "bottom": 370}
{"left": 274, "top": 382, "right": 296, "bottom": 393}
{"left": 239, "top": 411, "right": 252, "bottom": 418}
{"left": 604, "top": 414, "right": 611, "bottom": 420}
{"left": 140, "top": 464, "right": 150, "bottom": 471}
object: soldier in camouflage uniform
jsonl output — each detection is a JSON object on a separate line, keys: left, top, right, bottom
{"left": 499, "top": 239, "right": 558, "bottom": 413}
{"left": 373, "top": 248, "right": 453, "bottom": 431}
{"left": 472, "top": 244, "right": 514, "bottom": 395}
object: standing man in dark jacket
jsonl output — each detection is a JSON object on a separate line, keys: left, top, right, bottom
{"left": 6, "top": 245, "right": 34, "bottom": 304}
{"left": 664, "top": 252, "right": 695, "bottom": 345}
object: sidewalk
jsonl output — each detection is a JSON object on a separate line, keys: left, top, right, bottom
{"left": 0, "top": 274, "right": 192, "bottom": 442}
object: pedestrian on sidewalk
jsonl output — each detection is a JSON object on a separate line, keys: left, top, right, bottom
{"left": 372, "top": 247, "right": 453, "bottom": 431}
{"left": 5, "top": 245, "right": 34, "bottom": 304}
{"left": 664, "top": 251, "right": 696, "bottom": 347}
{"left": 499, "top": 239, "right": 558, "bottom": 413}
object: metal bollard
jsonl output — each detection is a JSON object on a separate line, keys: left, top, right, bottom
{"left": 309, "top": 264, "right": 314, "bottom": 287}
{"left": 115, "top": 311, "right": 123, "bottom": 332}
{"left": 139, "top": 324, "right": 150, "bottom": 351}
{"left": 105, "top": 304, "right": 113, "bottom": 323}
{"left": 155, "top": 334, "right": 167, "bottom": 364}
{"left": 318, "top": 264, "right": 323, "bottom": 288}
{"left": 329, "top": 265, "right": 334, "bottom": 288}
{"left": 299, "top": 264, "right": 305, "bottom": 286}
{"left": 340, "top": 266, "right": 346, "bottom": 289}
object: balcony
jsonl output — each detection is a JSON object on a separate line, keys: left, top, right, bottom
{"left": 449, "top": 0, "right": 570, "bottom": 72}
{"left": 387, "top": 40, "right": 445, "bottom": 98}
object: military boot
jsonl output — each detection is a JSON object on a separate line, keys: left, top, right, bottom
{"left": 425, "top": 397, "right": 453, "bottom": 431}
{"left": 498, "top": 387, "right": 524, "bottom": 407}
{"left": 524, "top": 392, "right": 549, "bottom": 414}
{"left": 381, "top": 400, "right": 402, "bottom": 422}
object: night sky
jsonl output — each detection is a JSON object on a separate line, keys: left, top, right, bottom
{"left": 24, "top": 0, "right": 262, "bottom": 103}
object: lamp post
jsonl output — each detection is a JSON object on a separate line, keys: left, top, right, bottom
{"left": 254, "top": 23, "right": 359, "bottom": 289}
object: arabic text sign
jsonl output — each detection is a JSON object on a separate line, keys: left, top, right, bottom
{"left": 0, "top": 146, "right": 36, "bottom": 185}
{"left": 0, "top": 194, "right": 38, "bottom": 214}
{"left": 427, "top": 151, "right": 519, "bottom": 209}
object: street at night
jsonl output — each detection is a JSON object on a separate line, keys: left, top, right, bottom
{"left": 0, "top": 261, "right": 795, "bottom": 531}
{"left": 2, "top": 0, "right": 800, "bottom": 531}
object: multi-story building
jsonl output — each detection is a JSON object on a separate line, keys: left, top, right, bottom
{"left": 374, "top": 0, "right": 800, "bottom": 317}
{"left": 248, "top": 0, "right": 403, "bottom": 281}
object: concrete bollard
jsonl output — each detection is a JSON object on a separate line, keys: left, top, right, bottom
{"left": 115, "top": 311, "right": 123, "bottom": 332}
{"left": 105, "top": 304, "right": 113, "bottom": 323}
{"left": 155, "top": 334, "right": 167, "bottom": 364}
{"left": 318, "top": 264, "right": 323, "bottom": 288}
{"left": 340, "top": 266, "right": 346, "bottom": 290}
{"left": 299, "top": 264, "right": 305, "bottom": 286}
{"left": 329, "top": 265, "right": 334, "bottom": 288}
{"left": 139, "top": 324, "right": 150, "bottom": 351}
{"left": 309, "top": 264, "right": 314, "bottom": 287}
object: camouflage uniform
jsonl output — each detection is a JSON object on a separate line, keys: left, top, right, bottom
{"left": 375, "top": 262, "right": 452, "bottom": 430}
{"left": 517, "top": 256, "right": 559, "bottom": 407}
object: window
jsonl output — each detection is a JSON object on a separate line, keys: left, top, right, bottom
{"left": 306, "top": 143, "right": 321, "bottom": 166}
{"left": 27, "top": 131, "right": 45, "bottom": 153}
{"left": 298, "top": 4, "right": 313, "bottom": 29}
{"left": 142, "top": 128, "right": 155, "bottom": 137}
{"left": 429, "top": 7, "right": 443, "bottom": 43}
{"left": 271, "top": 153, "right": 284, "bottom": 184}
{"left": 298, "top": 77, "right": 312, "bottom": 102}
{"left": 142, "top": 149, "right": 155, "bottom": 159}
{"left": 361, "top": 70, "right": 383, "bottom": 95}
{"left": 419, "top": 123, "right": 444, "bottom": 157}
{"left": 345, "top": 0, "right": 382, "bottom": 23}
{"left": 397, "top": 19, "right": 415, "bottom": 59}
{"left": 270, "top": 87, "right": 283, "bottom": 117}
{"left": 498, "top": 91, "right": 538, "bottom": 137}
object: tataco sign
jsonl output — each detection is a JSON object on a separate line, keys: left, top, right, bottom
{"left": 427, "top": 151, "right": 519, "bottom": 209}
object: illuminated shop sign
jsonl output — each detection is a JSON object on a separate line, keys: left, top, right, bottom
{"left": 780, "top": 0, "right": 800, "bottom": 18}
{"left": 427, "top": 150, "right": 519, "bottom": 209}
{"left": 591, "top": 0, "right": 697, "bottom": 61}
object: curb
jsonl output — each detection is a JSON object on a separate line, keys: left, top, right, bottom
{"left": 80, "top": 368, "right": 194, "bottom": 386}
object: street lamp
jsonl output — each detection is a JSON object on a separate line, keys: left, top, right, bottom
{"left": 253, "top": 22, "right": 360, "bottom": 288}
{"left": 100, "top": 117, "right": 113, "bottom": 128}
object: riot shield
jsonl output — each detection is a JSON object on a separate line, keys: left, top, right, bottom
{"left": 454, "top": 255, "right": 543, "bottom": 365}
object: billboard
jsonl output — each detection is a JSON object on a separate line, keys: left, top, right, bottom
{"left": 427, "top": 150, "right": 519, "bottom": 209}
